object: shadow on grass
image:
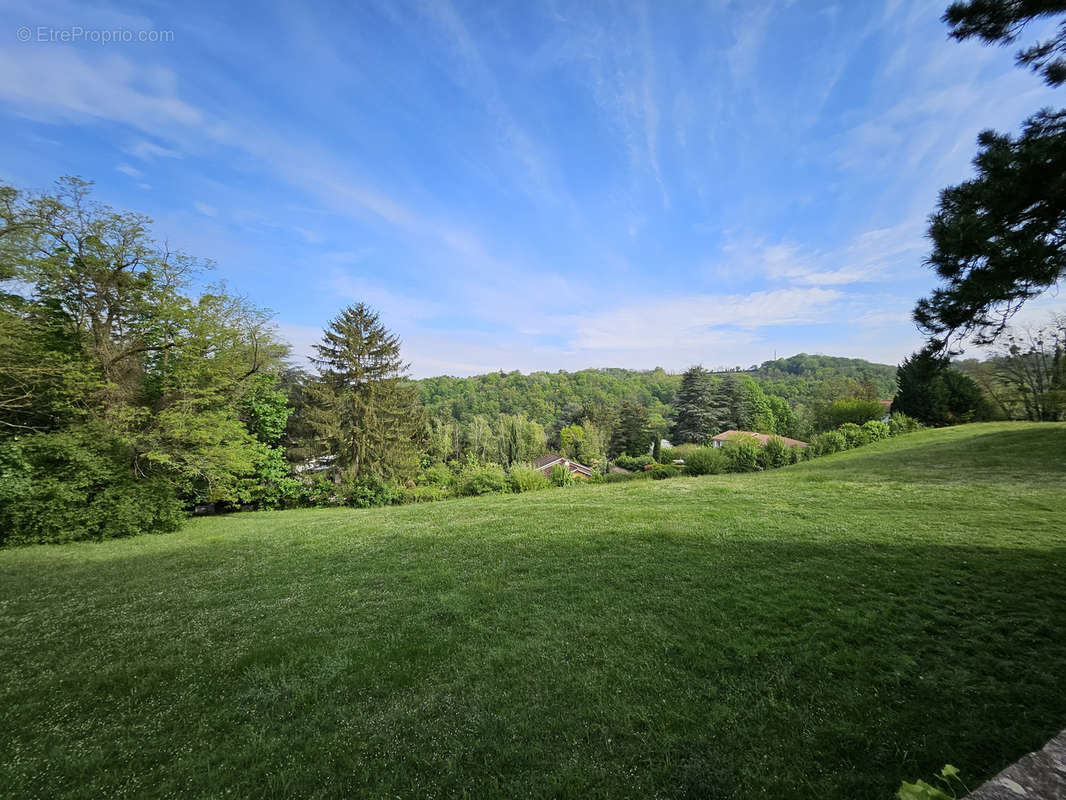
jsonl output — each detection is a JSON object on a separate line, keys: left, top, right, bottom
{"left": 2, "top": 530, "right": 1065, "bottom": 799}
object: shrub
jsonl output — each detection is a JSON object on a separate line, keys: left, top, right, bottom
{"left": 861, "top": 420, "right": 890, "bottom": 441}
{"left": 824, "top": 398, "right": 885, "bottom": 427}
{"left": 396, "top": 485, "right": 450, "bottom": 504}
{"left": 509, "top": 465, "right": 550, "bottom": 493}
{"left": 417, "top": 463, "right": 454, "bottom": 489}
{"left": 811, "top": 430, "right": 847, "bottom": 456}
{"left": 888, "top": 412, "right": 923, "bottom": 436}
{"left": 660, "top": 443, "right": 699, "bottom": 464}
{"left": 0, "top": 427, "right": 184, "bottom": 546}
{"left": 759, "top": 436, "right": 791, "bottom": 470}
{"left": 649, "top": 464, "right": 681, "bottom": 480}
{"left": 342, "top": 474, "right": 398, "bottom": 508}
{"left": 838, "top": 422, "right": 871, "bottom": 449}
{"left": 300, "top": 476, "right": 338, "bottom": 507}
{"left": 724, "top": 440, "right": 760, "bottom": 473}
{"left": 684, "top": 446, "right": 728, "bottom": 476}
{"left": 460, "top": 464, "right": 508, "bottom": 495}
{"left": 613, "top": 453, "right": 654, "bottom": 472}
{"left": 549, "top": 463, "right": 574, "bottom": 487}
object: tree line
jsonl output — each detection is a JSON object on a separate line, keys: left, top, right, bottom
{"left": 1, "top": 173, "right": 1058, "bottom": 546}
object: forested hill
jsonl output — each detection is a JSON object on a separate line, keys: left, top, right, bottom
{"left": 748, "top": 354, "right": 898, "bottom": 401}
{"left": 416, "top": 354, "right": 897, "bottom": 428}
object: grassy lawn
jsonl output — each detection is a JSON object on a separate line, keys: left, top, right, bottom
{"left": 2, "top": 422, "right": 1064, "bottom": 799}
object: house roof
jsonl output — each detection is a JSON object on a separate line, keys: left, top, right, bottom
{"left": 531, "top": 453, "right": 563, "bottom": 469}
{"left": 530, "top": 453, "right": 594, "bottom": 475}
{"left": 711, "top": 430, "right": 809, "bottom": 448}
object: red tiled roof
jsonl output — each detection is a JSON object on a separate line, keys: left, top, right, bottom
{"left": 710, "top": 430, "right": 809, "bottom": 448}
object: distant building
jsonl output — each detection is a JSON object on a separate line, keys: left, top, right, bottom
{"left": 710, "top": 430, "right": 809, "bottom": 449}
{"left": 531, "top": 453, "right": 594, "bottom": 479}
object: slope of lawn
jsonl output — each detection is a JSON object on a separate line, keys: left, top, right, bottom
{"left": 1, "top": 422, "right": 1064, "bottom": 799}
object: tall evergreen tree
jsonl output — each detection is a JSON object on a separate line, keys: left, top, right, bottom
{"left": 309, "top": 304, "right": 425, "bottom": 480}
{"left": 892, "top": 351, "right": 990, "bottom": 425}
{"left": 610, "top": 399, "right": 651, "bottom": 457}
{"left": 673, "top": 365, "right": 719, "bottom": 443}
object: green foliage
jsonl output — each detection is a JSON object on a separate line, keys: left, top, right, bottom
{"left": 0, "top": 178, "right": 291, "bottom": 540}
{"left": 888, "top": 412, "right": 924, "bottom": 436}
{"left": 811, "top": 430, "right": 848, "bottom": 456}
{"left": 862, "top": 420, "right": 890, "bottom": 441}
{"left": 396, "top": 485, "right": 450, "bottom": 504}
{"left": 0, "top": 426, "right": 183, "bottom": 546}
{"left": 724, "top": 440, "right": 760, "bottom": 473}
{"left": 614, "top": 453, "right": 654, "bottom": 471}
{"left": 824, "top": 398, "right": 885, "bottom": 427}
{"left": 509, "top": 465, "right": 550, "bottom": 493}
{"left": 945, "top": 0, "right": 1066, "bottom": 87}
{"left": 300, "top": 476, "right": 338, "bottom": 507}
{"left": 460, "top": 464, "right": 508, "bottom": 496}
{"left": 417, "top": 463, "right": 454, "bottom": 490}
{"left": 341, "top": 473, "right": 399, "bottom": 508}
{"left": 308, "top": 303, "right": 426, "bottom": 482}
{"left": 240, "top": 373, "right": 292, "bottom": 445}
{"left": 916, "top": 109, "right": 1066, "bottom": 346}
{"left": 683, "top": 447, "right": 729, "bottom": 475}
{"left": 893, "top": 351, "right": 991, "bottom": 426}
{"left": 648, "top": 464, "right": 681, "bottom": 480}
{"left": 659, "top": 443, "right": 698, "bottom": 463}
{"left": 896, "top": 764, "right": 967, "bottom": 800}
{"left": 759, "top": 436, "right": 791, "bottom": 470}
{"left": 549, "top": 462, "right": 574, "bottom": 487}
{"left": 838, "top": 422, "right": 871, "bottom": 449}
{"left": 673, "top": 365, "right": 722, "bottom": 443}
{"left": 610, "top": 399, "right": 652, "bottom": 458}
{"left": 766, "top": 394, "right": 801, "bottom": 439}
{"left": 247, "top": 446, "right": 304, "bottom": 508}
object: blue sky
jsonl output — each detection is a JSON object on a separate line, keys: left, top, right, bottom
{"left": 1, "top": 0, "right": 1062, "bottom": 376}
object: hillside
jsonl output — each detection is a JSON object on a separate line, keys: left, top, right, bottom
{"left": 2, "top": 423, "right": 1064, "bottom": 798}
{"left": 415, "top": 353, "right": 897, "bottom": 426}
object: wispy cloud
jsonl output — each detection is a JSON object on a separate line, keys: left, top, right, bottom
{"left": 572, "top": 288, "right": 843, "bottom": 351}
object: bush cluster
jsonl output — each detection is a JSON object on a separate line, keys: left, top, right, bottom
{"left": 0, "top": 427, "right": 184, "bottom": 546}
{"left": 509, "top": 465, "right": 551, "bottom": 493}
{"left": 613, "top": 453, "right": 655, "bottom": 472}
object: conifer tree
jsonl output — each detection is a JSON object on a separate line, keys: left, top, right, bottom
{"left": 673, "top": 365, "right": 719, "bottom": 443}
{"left": 609, "top": 398, "right": 651, "bottom": 457}
{"left": 309, "top": 304, "right": 425, "bottom": 480}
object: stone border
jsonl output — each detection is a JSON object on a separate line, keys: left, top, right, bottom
{"left": 965, "top": 730, "right": 1066, "bottom": 799}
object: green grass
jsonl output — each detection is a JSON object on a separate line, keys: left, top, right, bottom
{"left": 2, "top": 422, "right": 1064, "bottom": 799}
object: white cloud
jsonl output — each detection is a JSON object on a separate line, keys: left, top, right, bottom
{"left": 0, "top": 48, "right": 201, "bottom": 134}
{"left": 712, "top": 219, "right": 927, "bottom": 288}
{"left": 572, "top": 287, "right": 843, "bottom": 351}
{"left": 193, "top": 202, "right": 217, "bottom": 217}
{"left": 126, "top": 140, "right": 182, "bottom": 160}
{"left": 116, "top": 163, "right": 143, "bottom": 178}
